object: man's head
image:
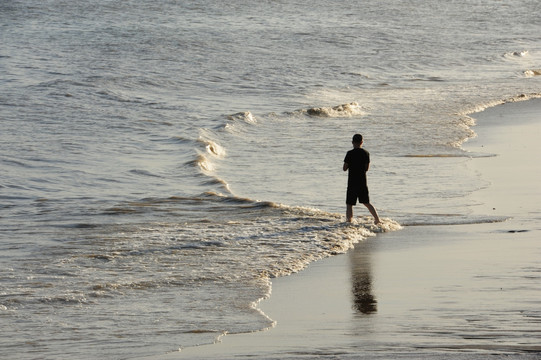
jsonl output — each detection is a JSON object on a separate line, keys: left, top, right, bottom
{"left": 352, "top": 134, "right": 363, "bottom": 145}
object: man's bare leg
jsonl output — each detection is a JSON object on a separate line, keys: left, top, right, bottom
{"left": 363, "top": 203, "right": 381, "bottom": 225}
{"left": 346, "top": 204, "right": 353, "bottom": 222}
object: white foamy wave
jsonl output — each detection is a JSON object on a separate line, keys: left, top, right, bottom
{"left": 221, "top": 111, "right": 258, "bottom": 133}
{"left": 198, "top": 137, "right": 226, "bottom": 158}
{"left": 98, "top": 194, "right": 403, "bottom": 283}
{"left": 206, "top": 141, "right": 226, "bottom": 157}
{"left": 445, "top": 115, "right": 477, "bottom": 148}
{"left": 461, "top": 93, "right": 541, "bottom": 120}
{"left": 378, "top": 218, "right": 403, "bottom": 232}
{"left": 453, "top": 94, "right": 541, "bottom": 147}
{"left": 504, "top": 50, "right": 529, "bottom": 58}
{"left": 192, "top": 131, "right": 232, "bottom": 193}
{"left": 461, "top": 99, "right": 507, "bottom": 116}
{"left": 302, "top": 102, "right": 365, "bottom": 118}
{"left": 228, "top": 111, "right": 257, "bottom": 124}
{"left": 524, "top": 69, "right": 541, "bottom": 77}
{"left": 197, "top": 128, "right": 227, "bottom": 157}
{"left": 191, "top": 152, "right": 215, "bottom": 172}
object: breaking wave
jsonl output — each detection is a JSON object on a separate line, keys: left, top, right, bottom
{"left": 221, "top": 111, "right": 258, "bottom": 133}
{"left": 504, "top": 50, "right": 529, "bottom": 58}
{"left": 198, "top": 137, "right": 226, "bottom": 158}
{"left": 455, "top": 93, "right": 541, "bottom": 148}
{"left": 301, "top": 102, "right": 365, "bottom": 118}
{"left": 228, "top": 111, "right": 257, "bottom": 124}
{"left": 524, "top": 69, "right": 541, "bottom": 77}
{"left": 100, "top": 192, "right": 402, "bottom": 279}
{"left": 188, "top": 153, "right": 215, "bottom": 172}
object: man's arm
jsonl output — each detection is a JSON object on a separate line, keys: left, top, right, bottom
{"left": 343, "top": 162, "right": 349, "bottom": 171}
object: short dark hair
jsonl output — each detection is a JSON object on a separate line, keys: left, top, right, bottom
{"left": 352, "top": 134, "right": 363, "bottom": 144}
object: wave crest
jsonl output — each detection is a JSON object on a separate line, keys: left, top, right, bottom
{"left": 524, "top": 69, "right": 541, "bottom": 77}
{"left": 504, "top": 50, "right": 529, "bottom": 58}
{"left": 188, "top": 153, "right": 215, "bottom": 172}
{"left": 302, "top": 102, "right": 365, "bottom": 118}
{"left": 197, "top": 137, "right": 226, "bottom": 158}
{"left": 221, "top": 111, "right": 258, "bottom": 133}
{"left": 228, "top": 111, "right": 257, "bottom": 124}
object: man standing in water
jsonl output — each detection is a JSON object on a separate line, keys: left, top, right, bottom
{"left": 343, "top": 134, "right": 381, "bottom": 224}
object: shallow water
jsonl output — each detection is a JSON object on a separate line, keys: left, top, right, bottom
{"left": 1, "top": 0, "right": 541, "bottom": 358}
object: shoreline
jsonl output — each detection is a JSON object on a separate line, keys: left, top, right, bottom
{"left": 463, "top": 97, "right": 541, "bottom": 221}
{"left": 152, "top": 98, "right": 541, "bottom": 359}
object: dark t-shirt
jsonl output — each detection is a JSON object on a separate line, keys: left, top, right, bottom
{"left": 344, "top": 147, "right": 370, "bottom": 187}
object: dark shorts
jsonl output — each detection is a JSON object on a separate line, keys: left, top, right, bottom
{"left": 346, "top": 186, "right": 369, "bottom": 205}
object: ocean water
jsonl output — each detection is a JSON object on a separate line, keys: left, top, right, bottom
{"left": 1, "top": 0, "right": 540, "bottom": 358}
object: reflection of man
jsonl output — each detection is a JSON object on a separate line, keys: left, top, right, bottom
{"left": 343, "top": 134, "right": 380, "bottom": 224}
{"left": 350, "top": 239, "right": 377, "bottom": 314}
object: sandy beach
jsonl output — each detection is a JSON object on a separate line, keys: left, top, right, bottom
{"left": 153, "top": 98, "right": 541, "bottom": 359}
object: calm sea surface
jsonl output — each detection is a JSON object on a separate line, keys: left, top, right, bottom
{"left": 1, "top": 0, "right": 540, "bottom": 358}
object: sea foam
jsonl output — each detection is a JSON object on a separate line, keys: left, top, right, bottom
{"left": 302, "top": 102, "right": 365, "bottom": 118}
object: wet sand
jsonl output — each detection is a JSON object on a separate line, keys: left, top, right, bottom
{"left": 156, "top": 98, "right": 541, "bottom": 359}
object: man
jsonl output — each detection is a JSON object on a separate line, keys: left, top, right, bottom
{"left": 343, "top": 134, "right": 381, "bottom": 224}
